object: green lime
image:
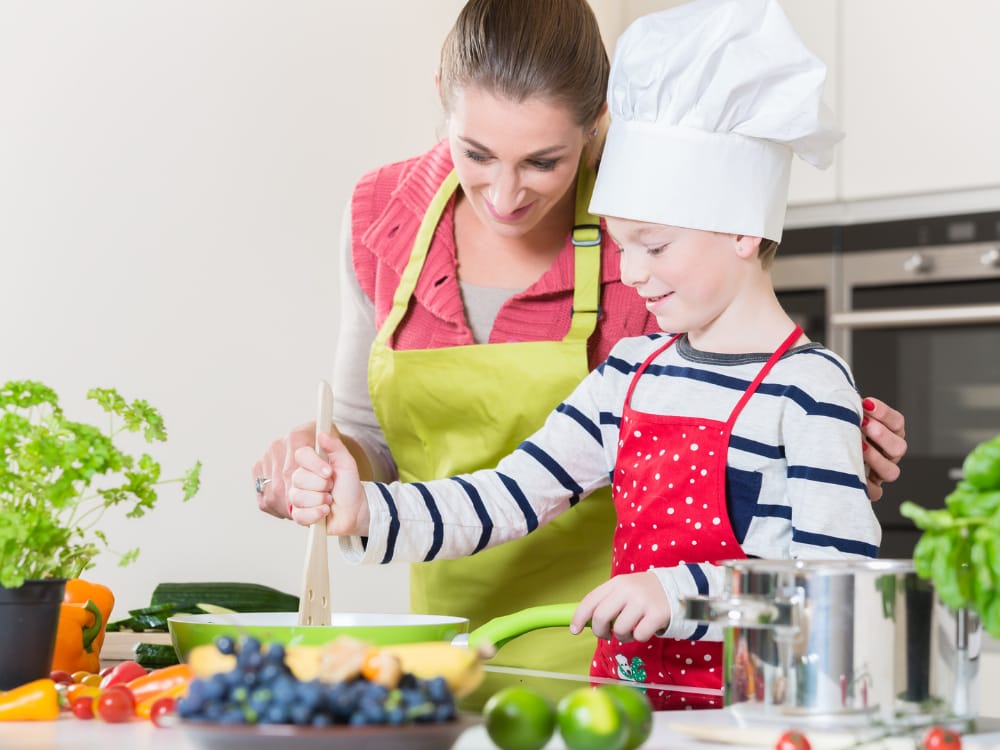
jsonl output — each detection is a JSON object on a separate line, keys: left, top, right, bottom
{"left": 598, "top": 685, "right": 652, "bottom": 750}
{"left": 483, "top": 686, "right": 556, "bottom": 750}
{"left": 556, "top": 687, "right": 629, "bottom": 750}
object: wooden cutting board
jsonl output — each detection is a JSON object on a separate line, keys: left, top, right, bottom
{"left": 101, "top": 631, "right": 174, "bottom": 662}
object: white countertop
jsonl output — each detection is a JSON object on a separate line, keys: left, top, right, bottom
{"left": 3, "top": 710, "right": 1000, "bottom": 750}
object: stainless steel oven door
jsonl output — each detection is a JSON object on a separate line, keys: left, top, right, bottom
{"left": 832, "top": 242, "right": 1000, "bottom": 558}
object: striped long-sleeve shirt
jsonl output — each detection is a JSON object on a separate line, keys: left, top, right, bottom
{"left": 340, "top": 333, "right": 882, "bottom": 640}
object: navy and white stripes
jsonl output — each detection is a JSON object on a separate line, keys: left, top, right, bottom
{"left": 343, "top": 332, "right": 881, "bottom": 642}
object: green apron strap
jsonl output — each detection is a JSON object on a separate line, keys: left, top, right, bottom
{"left": 565, "top": 160, "right": 601, "bottom": 343}
{"left": 374, "top": 170, "right": 460, "bottom": 348}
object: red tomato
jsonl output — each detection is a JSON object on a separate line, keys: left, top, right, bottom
{"left": 149, "top": 696, "right": 178, "bottom": 728}
{"left": 70, "top": 696, "right": 95, "bottom": 720}
{"left": 99, "top": 661, "right": 147, "bottom": 688}
{"left": 776, "top": 730, "right": 812, "bottom": 750}
{"left": 923, "top": 726, "right": 962, "bottom": 750}
{"left": 96, "top": 686, "right": 136, "bottom": 723}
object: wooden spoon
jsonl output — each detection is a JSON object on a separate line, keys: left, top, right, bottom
{"left": 297, "top": 379, "right": 334, "bottom": 626}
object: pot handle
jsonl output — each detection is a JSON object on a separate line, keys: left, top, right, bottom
{"left": 465, "top": 603, "right": 578, "bottom": 652}
{"left": 683, "top": 594, "right": 797, "bottom": 629}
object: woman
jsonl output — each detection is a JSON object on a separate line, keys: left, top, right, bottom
{"left": 253, "top": 0, "right": 906, "bottom": 705}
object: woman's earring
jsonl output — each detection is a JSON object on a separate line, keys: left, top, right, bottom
{"left": 590, "top": 128, "right": 598, "bottom": 137}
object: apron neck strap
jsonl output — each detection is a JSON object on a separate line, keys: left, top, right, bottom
{"left": 565, "top": 159, "right": 602, "bottom": 343}
{"left": 725, "top": 325, "right": 803, "bottom": 428}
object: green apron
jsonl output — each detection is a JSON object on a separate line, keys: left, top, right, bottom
{"left": 369, "top": 165, "right": 615, "bottom": 707}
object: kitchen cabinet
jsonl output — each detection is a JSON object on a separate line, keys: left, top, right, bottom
{"left": 840, "top": 0, "right": 1000, "bottom": 200}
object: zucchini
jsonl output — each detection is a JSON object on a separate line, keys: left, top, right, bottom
{"left": 134, "top": 642, "right": 180, "bottom": 668}
{"left": 151, "top": 582, "right": 299, "bottom": 614}
{"left": 106, "top": 603, "right": 177, "bottom": 632}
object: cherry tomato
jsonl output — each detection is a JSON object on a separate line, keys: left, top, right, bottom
{"left": 96, "top": 685, "right": 136, "bottom": 723}
{"left": 49, "top": 670, "right": 75, "bottom": 685}
{"left": 923, "top": 726, "right": 962, "bottom": 750}
{"left": 70, "top": 695, "right": 96, "bottom": 720}
{"left": 776, "top": 730, "right": 812, "bottom": 750}
{"left": 149, "top": 696, "right": 178, "bottom": 728}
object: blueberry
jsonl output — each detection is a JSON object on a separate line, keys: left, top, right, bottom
{"left": 214, "top": 635, "right": 237, "bottom": 655}
{"left": 311, "top": 713, "right": 333, "bottom": 727}
{"left": 289, "top": 703, "right": 314, "bottom": 726}
{"left": 220, "top": 708, "right": 246, "bottom": 725}
{"left": 264, "top": 643, "right": 286, "bottom": 665}
{"left": 434, "top": 702, "right": 456, "bottom": 721}
{"left": 203, "top": 674, "right": 228, "bottom": 702}
{"left": 386, "top": 707, "right": 406, "bottom": 725}
{"left": 359, "top": 696, "right": 387, "bottom": 724}
{"left": 239, "top": 636, "right": 262, "bottom": 654}
{"left": 203, "top": 701, "right": 225, "bottom": 721}
{"left": 249, "top": 687, "right": 272, "bottom": 713}
{"left": 425, "top": 676, "right": 451, "bottom": 703}
{"left": 261, "top": 703, "right": 290, "bottom": 724}
{"left": 295, "top": 679, "right": 323, "bottom": 710}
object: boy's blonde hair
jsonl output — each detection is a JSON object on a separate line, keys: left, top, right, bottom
{"left": 759, "top": 239, "right": 779, "bottom": 270}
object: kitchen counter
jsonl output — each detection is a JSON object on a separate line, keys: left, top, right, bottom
{"left": 4, "top": 711, "right": 1000, "bottom": 750}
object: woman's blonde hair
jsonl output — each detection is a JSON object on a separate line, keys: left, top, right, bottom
{"left": 438, "top": 0, "right": 609, "bottom": 164}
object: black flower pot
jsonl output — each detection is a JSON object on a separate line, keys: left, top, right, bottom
{"left": 0, "top": 579, "right": 66, "bottom": 689}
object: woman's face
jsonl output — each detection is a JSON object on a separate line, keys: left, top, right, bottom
{"left": 445, "top": 86, "right": 589, "bottom": 239}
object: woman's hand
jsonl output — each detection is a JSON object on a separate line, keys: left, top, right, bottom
{"left": 570, "top": 572, "right": 670, "bottom": 643}
{"left": 860, "top": 397, "right": 907, "bottom": 501}
{"left": 289, "top": 431, "right": 370, "bottom": 537}
{"left": 252, "top": 423, "right": 315, "bottom": 518}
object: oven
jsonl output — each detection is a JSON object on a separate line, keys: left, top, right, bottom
{"left": 776, "top": 211, "right": 1000, "bottom": 558}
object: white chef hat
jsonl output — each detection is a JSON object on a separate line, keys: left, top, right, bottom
{"left": 589, "top": 0, "right": 843, "bottom": 242}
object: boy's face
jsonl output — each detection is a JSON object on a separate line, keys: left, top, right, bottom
{"left": 607, "top": 217, "right": 755, "bottom": 337}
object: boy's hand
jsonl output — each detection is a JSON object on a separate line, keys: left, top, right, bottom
{"left": 289, "top": 431, "right": 370, "bottom": 536}
{"left": 860, "top": 396, "right": 907, "bottom": 501}
{"left": 570, "top": 572, "right": 670, "bottom": 643}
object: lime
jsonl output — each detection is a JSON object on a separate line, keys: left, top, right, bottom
{"left": 556, "top": 687, "right": 629, "bottom": 750}
{"left": 483, "top": 686, "right": 556, "bottom": 750}
{"left": 598, "top": 685, "right": 652, "bottom": 750}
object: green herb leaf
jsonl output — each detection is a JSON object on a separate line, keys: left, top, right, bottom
{"left": 0, "top": 380, "right": 201, "bottom": 588}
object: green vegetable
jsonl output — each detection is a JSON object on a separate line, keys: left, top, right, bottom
{"left": 150, "top": 582, "right": 299, "bottom": 614}
{"left": 134, "top": 642, "right": 180, "bottom": 668}
{"left": 901, "top": 432, "right": 1000, "bottom": 638}
{"left": 0, "top": 380, "right": 201, "bottom": 588}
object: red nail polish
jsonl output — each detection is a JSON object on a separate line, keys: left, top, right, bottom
{"left": 862, "top": 398, "right": 875, "bottom": 411}
{"left": 861, "top": 442, "right": 868, "bottom": 451}
{"left": 287, "top": 503, "right": 294, "bottom": 515}
{"left": 862, "top": 416, "right": 869, "bottom": 427}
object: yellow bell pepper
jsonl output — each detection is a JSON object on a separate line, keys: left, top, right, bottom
{"left": 51, "top": 579, "right": 115, "bottom": 674}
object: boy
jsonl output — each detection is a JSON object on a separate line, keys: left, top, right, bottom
{"left": 289, "top": 0, "right": 881, "bottom": 709}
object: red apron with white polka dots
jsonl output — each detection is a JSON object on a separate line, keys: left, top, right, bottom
{"left": 594, "top": 327, "right": 802, "bottom": 710}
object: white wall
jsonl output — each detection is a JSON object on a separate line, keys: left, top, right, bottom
{"left": 0, "top": 0, "right": 468, "bottom": 617}
{"left": 0, "top": 0, "right": 635, "bottom": 619}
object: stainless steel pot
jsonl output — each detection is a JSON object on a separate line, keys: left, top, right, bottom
{"left": 683, "top": 559, "right": 980, "bottom": 728}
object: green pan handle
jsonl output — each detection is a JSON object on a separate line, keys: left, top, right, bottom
{"left": 467, "top": 603, "right": 579, "bottom": 652}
